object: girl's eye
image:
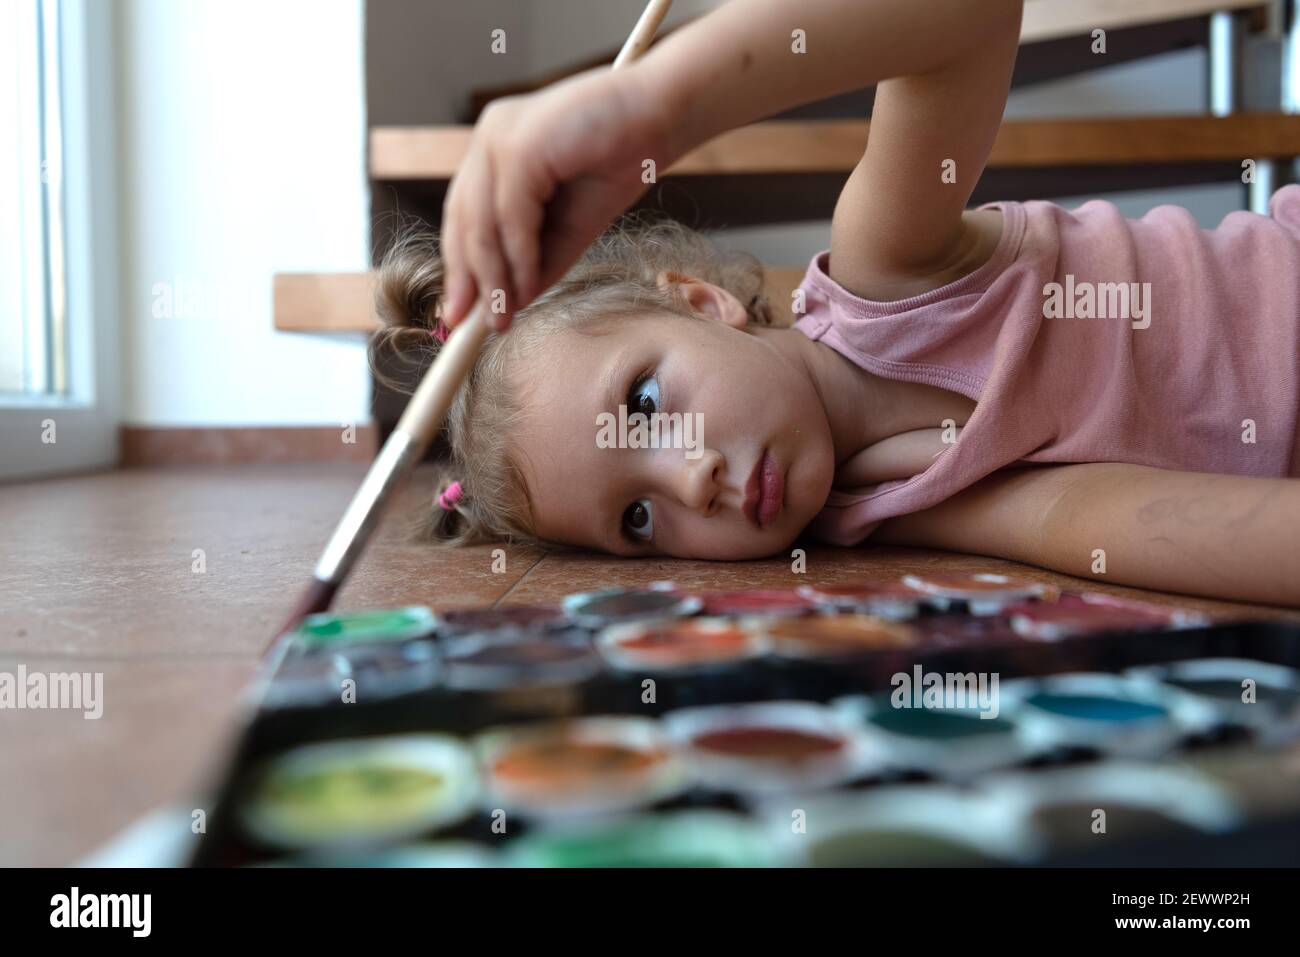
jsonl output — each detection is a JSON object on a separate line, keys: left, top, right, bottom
{"left": 628, "top": 375, "right": 659, "bottom": 417}
{"left": 622, "top": 499, "right": 653, "bottom": 540}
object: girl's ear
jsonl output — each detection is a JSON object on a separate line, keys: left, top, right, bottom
{"left": 656, "top": 270, "right": 749, "bottom": 328}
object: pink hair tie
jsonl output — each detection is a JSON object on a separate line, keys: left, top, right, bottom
{"left": 432, "top": 320, "right": 451, "bottom": 344}
{"left": 436, "top": 481, "right": 464, "bottom": 511}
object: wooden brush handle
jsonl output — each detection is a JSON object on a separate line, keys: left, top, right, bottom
{"left": 615, "top": 0, "right": 673, "bottom": 68}
{"left": 309, "top": 0, "right": 671, "bottom": 592}
{"left": 394, "top": 301, "right": 491, "bottom": 446}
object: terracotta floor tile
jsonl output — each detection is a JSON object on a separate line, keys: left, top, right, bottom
{"left": 0, "top": 656, "right": 256, "bottom": 866}
{"left": 0, "top": 465, "right": 537, "bottom": 659}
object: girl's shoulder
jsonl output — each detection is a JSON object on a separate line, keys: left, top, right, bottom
{"left": 825, "top": 208, "right": 1007, "bottom": 305}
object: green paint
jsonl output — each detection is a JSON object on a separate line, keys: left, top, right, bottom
{"left": 266, "top": 842, "right": 496, "bottom": 868}
{"left": 255, "top": 763, "right": 446, "bottom": 833}
{"left": 1163, "top": 677, "right": 1300, "bottom": 709}
{"left": 870, "top": 707, "right": 1013, "bottom": 740}
{"left": 1026, "top": 692, "right": 1167, "bottom": 722}
{"left": 295, "top": 606, "right": 435, "bottom": 647}
{"left": 1032, "top": 803, "right": 1195, "bottom": 844}
{"left": 509, "top": 813, "right": 775, "bottom": 867}
{"left": 810, "top": 830, "right": 995, "bottom": 867}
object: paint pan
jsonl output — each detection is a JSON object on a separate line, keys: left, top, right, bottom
{"left": 693, "top": 588, "right": 815, "bottom": 618}
{"left": 291, "top": 606, "right": 437, "bottom": 650}
{"left": 901, "top": 573, "right": 1052, "bottom": 615}
{"left": 1126, "top": 658, "right": 1300, "bottom": 741}
{"left": 343, "top": 639, "right": 441, "bottom": 701}
{"left": 507, "top": 810, "right": 778, "bottom": 867}
{"left": 664, "top": 701, "right": 881, "bottom": 795}
{"left": 596, "top": 617, "right": 766, "bottom": 673}
{"left": 1174, "top": 743, "right": 1300, "bottom": 821}
{"left": 440, "top": 629, "right": 600, "bottom": 691}
{"left": 835, "top": 694, "right": 1027, "bottom": 778}
{"left": 266, "top": 841, "right": 499, "bottom": 868}
{"left": 759, "top": 614, "right": 917, "bottom": 659}
{"left": 562, "top": 586, "right": 700, "bottom": 628}
{"left": 1007, "top": 592, "right": 1208, "bottom": 640}
{"left": 263, "top": 652, "right": 350, "bottom": 710}
{"left": 796, "top": 580, "right": 926, "bottom": 619}
{"left": 913, "top": 613, "right": 1021, "bottom": 650}
{"left": 983, "top": 763, "right": 1241, "bottom": 856}
{"left": 435, "top": 604, "right": 567, "bottom": 637}
{"left": 239, "top": 734, "right": 479, "bottom": 850}
{"left": 476, "top": 716, "right": 683, "bottom": 820}
{"left": 759, "top": 786, "right": 1039, "bottom": 866}
{"left": 1005, "top": 672, "right": 1216, "bottom": 759}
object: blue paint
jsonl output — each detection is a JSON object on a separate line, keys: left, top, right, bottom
{"left": 1026, "top": 692, "right": 1167, "bottom": 722}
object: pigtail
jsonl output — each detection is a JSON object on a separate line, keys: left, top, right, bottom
{"left": 368, "top": 221, "right": 447, "bottom": 394}
{"left": 412, "top": 467, "right": 473, "bottom": 544}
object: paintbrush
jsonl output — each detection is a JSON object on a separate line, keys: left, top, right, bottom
{"left": 275, "top": 0, "right": 675, "bottom": 643}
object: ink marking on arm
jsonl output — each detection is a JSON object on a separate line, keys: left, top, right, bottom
{"left": 1137, "top": 495, "right": 1228, "bottom": 528}
{"left": 1147, "top": 534, "right": 1235, "bottom": 580}
{"left": 1222, "top": 483, "right": 1286, "bottom": 531}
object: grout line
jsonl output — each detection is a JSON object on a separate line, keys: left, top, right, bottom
{"left": 491, "top": 552, "right": 548, "bottom": 609}
{"left": 0, "top": 651, "right": 268, "bottom": 664}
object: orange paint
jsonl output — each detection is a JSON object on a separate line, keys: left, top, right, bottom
{"left": 614, "top": 621, "right": 753, "bottom": 665}
{"left": 767, "top": 615, "right": 915, "bottom": 653}
{"left": 492, "top": 738, "right": 664, "bottom": 790}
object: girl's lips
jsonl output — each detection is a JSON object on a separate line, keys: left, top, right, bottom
{"left": 759, "top": 451, "right": 784, "bottom": 526}
{"left": 744, "top": 449, "right": 785, "bottom": 528}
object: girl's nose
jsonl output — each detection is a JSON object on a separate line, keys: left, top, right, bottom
{"left": 669, "top": 448, "right": 724, "bottom": 516}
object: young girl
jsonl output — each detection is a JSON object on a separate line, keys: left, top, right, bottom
{"left": 372, "top": 0, "right": 1300, "bottom": 607}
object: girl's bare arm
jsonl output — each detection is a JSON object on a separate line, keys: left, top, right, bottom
{"left": 442, "top": 0, "right": 1023, "bottom": 330}
{"left": 837, "top": 428, "right": 961, "bottom": 486}
{"left": 873, "top": 463, "right": 1300, "bottom": 607}
{"left": 637, "top": 0, "right": 1022, "bottom": 282}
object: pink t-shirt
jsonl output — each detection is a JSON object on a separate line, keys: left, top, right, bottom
{"left": 793, "top": 186, "right": 1300, "bottom": 545}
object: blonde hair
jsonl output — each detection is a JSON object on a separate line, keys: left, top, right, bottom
{"left": 369, "top": 210, "right": 774, "bottom": 547}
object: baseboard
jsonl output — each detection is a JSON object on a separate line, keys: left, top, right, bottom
{"left": 120, "top": 425, "right": 378, "bottom": 466}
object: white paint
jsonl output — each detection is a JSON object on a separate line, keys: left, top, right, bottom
{"left": 116, "top": 0, "right": 370, "bottom": 426}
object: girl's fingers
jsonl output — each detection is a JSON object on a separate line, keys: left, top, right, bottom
{"left": 537, "top": 173, "right": 631, "bottom": 292}
{"left": 439, "top": 197, "right": 471, "bottom": 328}
{"left": 493, "top": 147, "right": 548, "bottom": 311}
{"left": 460, "top": 150, "right": 515, "bottom": 332}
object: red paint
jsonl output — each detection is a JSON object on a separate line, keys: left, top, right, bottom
{"left": 695, "top": 590, "right": 812, "bottom": 616}
{"left": 802, "top": 581, "right": 923, "bottom": 601}
{"left": 905, "top": 572, "right": 1050, "bottom": 597}
{"left": 692, "top": 726, "right": 845, "bottom": 762}
{"left": 1007, "top": 593, "right": 1184, "bottom": 638}
{"left": 615, "top": 622, "right": 752, "bottom": 664}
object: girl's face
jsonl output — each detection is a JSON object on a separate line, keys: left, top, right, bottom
{"left": 512, "top": 279, "right": 835, "bottom": 559}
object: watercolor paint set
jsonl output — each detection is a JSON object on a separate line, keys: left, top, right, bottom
{"left": 192, "top": 574, "right": 1300, "bottom": 866}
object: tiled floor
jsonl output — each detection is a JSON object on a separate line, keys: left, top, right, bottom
{"left": 2, "top": 463, "right": 1297, "bottom": 865}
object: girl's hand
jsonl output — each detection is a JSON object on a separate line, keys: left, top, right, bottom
{"left": 439, "top": 65, "right": 672, "bottom": 332}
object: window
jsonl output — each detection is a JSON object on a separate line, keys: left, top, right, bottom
{"left": 0, "top": 0, "right": 119, "bottom": 478}
{"left": 2, "top": 0, "right": 67, "bottom": 398}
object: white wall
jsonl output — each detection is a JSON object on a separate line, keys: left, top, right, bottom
{"left": 115, "top": 0, "right": 371, "bottom": 427}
